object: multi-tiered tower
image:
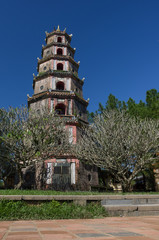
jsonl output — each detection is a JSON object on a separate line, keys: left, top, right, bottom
{"left": 28, "top": 26, "right": 98, "bottom": 190}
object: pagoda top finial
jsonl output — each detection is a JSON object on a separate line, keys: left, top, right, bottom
{"left": 56, "top": 25, "right": 60, "bottom": 32}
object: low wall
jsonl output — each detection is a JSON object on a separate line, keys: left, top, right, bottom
{"left": 1, "top": 194, "right": 159, "bottom": 207}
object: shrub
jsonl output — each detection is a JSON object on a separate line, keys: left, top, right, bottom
{"left": 0, "top": 200, "right": 108, "bottom": 220}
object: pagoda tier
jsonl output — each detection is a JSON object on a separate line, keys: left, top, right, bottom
{"left": 29, "top": 26, "right": 88, "bottom": 123}
{"left": 45, "top": 27, "right": 72, "bottom": 43}
{"left": 37, "top": 54, "right": 79, "bottom": 72}
{"left": 28, "top": 89, "right": 88, "bottom": 123}
{"left": 33, "top": 70, "right": 84, "bottom": 87}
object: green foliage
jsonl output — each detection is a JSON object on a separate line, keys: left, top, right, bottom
{"left": 127, "top": 89, "right": 159, "bottom": 118}
{"left": 0, "top": 180, "right": 4, "bottom": 188}
{"left": 53, "top": 70, "right": 67, "bottom": 73}
{"left": 0, "top": 200, "right": 108, "bottom": 220}
{"left": 87, "top": 111, "right": 95, "bottom": 123}
{"left": 106, "top": 94, "right": 126, "bottom": 111}
{"left": 88, "top": 89, "right": 159, "bottom": 121}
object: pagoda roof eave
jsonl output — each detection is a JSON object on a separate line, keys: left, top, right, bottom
{"left": 27, "top": 90, "right": 88, "bottom": 106}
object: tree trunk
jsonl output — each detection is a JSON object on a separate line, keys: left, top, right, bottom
{"left": 121, "top": 180, "right": 132, "bottom": 192}
{"left": 14, "top": 167, "right": 23, "bottom": 189}
{"left": 3, "top": 177, "right": 9, "bottom": 189}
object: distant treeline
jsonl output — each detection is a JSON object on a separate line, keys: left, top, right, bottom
{"left": 88, "top": 89, "right": 159, "bottom": 121}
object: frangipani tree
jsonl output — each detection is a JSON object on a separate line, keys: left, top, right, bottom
{"left": 75, "top": 110, "right": 159, "bottom": 191}
{"left": 0, "top": 106, "right": 70, "bottom": 189}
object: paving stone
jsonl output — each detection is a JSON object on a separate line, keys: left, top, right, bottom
{"left": 72, "top": 230, "right": 102, "bottom": 234}
{"left": 108, "top": 231, "right": 143, "bottom": 236}
{"left": 0, "top": 227, "right": 8, "bottom": 232}
{"left": 1, "top": 216, "right": 159, "bottom": 240}
{"left": 0, "top": 233, "right": 5, "bottom": 240}
{"left": 8, "top": 232, "right": 40, "bottom": 236}
{"left": 6, "top": 237, "right": 42, "bottom": 240}
{"left": 40, "top": 230, "right": 68, "bottom": 234}
{"left": 11, "top": 221, "right": 34, "bottom": 225}
{"left": 117, "top": 237, "right": 155, "bottom": 240}
{"left": 42, "top": 234, "right": 76, "bottom": 239}
{"left": 75, "top": 238, "right": 115, "bottom": 240}
{"left": 76, "top": 233, "right": 108, "bottom": 238}
{"left": 10, "top": 228, "right": 37, "bottom": 232}
{"left": 38, "top": 227, "right": 62, "bottom": 231}
{"left": 36, "top": 223, "right": 59, "bottom": 228}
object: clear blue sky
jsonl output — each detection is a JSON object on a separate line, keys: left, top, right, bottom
{"left": 0, "top": 0, "right": 159, "bottom": 112}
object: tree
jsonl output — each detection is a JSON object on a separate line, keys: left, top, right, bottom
{"left": 75, "top": 110, "right": 159, "bottom": 192}
{"left": 87, "top": 94, "right": 127, "bottom": 122}
{"left": 0, "top": 106, "right": 70, "bottom": 189}
{"left": 0, "top": 109, "right": 15, "bottom": 188}
{"left": 88, "top": 89, "right": 159, "bottom": 121}
{"left": 145, "top": 89, "right": 159, "bottom": 119}
{"left": 106, "top": 94, "right": 122, "bottom": 111}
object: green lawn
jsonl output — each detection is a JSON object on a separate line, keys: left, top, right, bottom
{"left": 0, "top": 200, "right": 108, "bottom": 220}
{"left": 0, "top": 189, "right": 159, "bottom": 195}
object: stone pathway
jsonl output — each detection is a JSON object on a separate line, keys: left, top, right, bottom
{"left": 0, "top": 216, "right": 159, "bottom": 239}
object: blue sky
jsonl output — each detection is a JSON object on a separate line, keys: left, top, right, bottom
{"left": 0, "top": 0, "right": 159, "bottom": 112}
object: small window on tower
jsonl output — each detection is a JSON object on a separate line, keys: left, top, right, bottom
{"left": 43, "top": 66, "right": 47, "bottom": 71}
{"left": 46, "top": 50, "right": 50, "bottom": 55}
{"left": 57, "top": 37, "right": 62, "bottom": 43}
{"left": 57, "top": 63, "right": 63, "bottom": 70}
{"left": 55, "top": 103, "right": 65, "bottom": 115}
{"left": 56, "top": 81, "right": 64, "bottom": 90}
{"left": 57, "top": 48, "right": 63, "bottom": 55}
{"left": 40, "top": 85, "right": 44, "bottom": 90}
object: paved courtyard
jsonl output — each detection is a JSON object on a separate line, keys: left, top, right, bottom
{"left": 0, "top": 216, "right": 159, "bottom": 240}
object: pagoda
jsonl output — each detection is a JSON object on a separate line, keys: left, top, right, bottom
{"left": 27, "top": 26, "right": 98, "bottom": 190}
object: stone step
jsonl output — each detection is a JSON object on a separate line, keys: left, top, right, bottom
{"left": 103, "top": 204, "right": 159, "bottom": 217}
{"left": 101, "top": 198, "right": 159, "bottom": 205}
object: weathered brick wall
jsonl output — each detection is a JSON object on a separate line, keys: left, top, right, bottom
{"left": 39, "top": 60, "right": 52, "bottom": 72}
{"left": 29, "top": 99, "right": 48, "bottom": 112}
{"left": 75, "top": 162, "right": 99, "bottom": 191}
{"left": 43, "top": 46, "right": 54, "bottom": 57}
{"left": 34, "top": 77, "right": 52, "bottom": 94}
{"left": 71, "top": 79, "right": 83, "bottom": 97}
{"left": 73, "top": 100, "right": 87, "bottom": 121}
